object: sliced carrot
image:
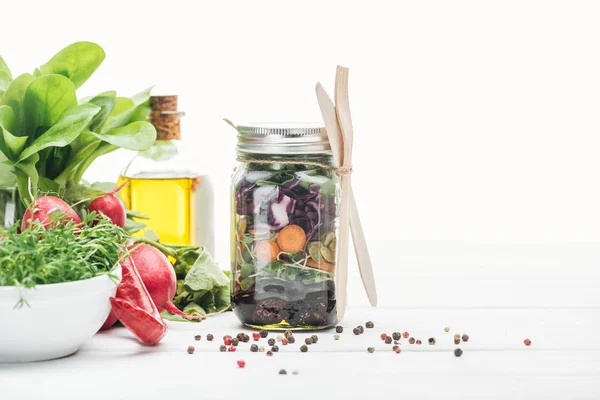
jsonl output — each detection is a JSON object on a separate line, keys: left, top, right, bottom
{"left": 307, "top": 258, "right": 335, "bottom": 274}
{"left": 276, "top": 224, "right": 307, "bottom": 253}
{"left": 255, "top": 240, "right": 280, "bottom": 262}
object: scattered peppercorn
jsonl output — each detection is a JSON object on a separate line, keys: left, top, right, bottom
{"left": 224, "top": 337, "right": 232, "bottom": 346}
{"left": 300, "top": 345, "right": 308, "bottom": 352}
{"left": 236, "top": 333, "right": 244, "bottom": 341}
{"left": 292, "top": 371, "right": 299, "bottom": 375}
{"left": 366, "top": 321, "right": 374, "bottom": 329}
{"left": 304, "top": 338, "right": 312, "bottom": 345}
{"left": 454, "top": 348, "right": 463, "bottom": 357}
{"left": 223, "top": 335, "right": 232, "bottom": 341}
{"left": 266, "top": 351, "right": 273, "bottom": 356}
{"left": 336, "top": 326, "right": 343, "bottom": 333}
{"left": 250, "top": 344, "right": 258, "bottom": 352}
{"left": 281, "top": 338, "right": 288, "bottom": 345}
{"left": 524, "top": 338, "right": 531, "bottom": 346}
{"left": 395, "top": 347, "right": 401, "bottom": 354}
{"left": 311, "top": 335, "right": 318, "bottom": 343}
{"left": 284, "top": 330, "right": 293, "bottom": 339}
{"left": 409, "top": 337, "right": 415, "bottom": 344}
{"left": 367, "top": 347, "right": 375, "bottom": 353}
{"left": 288, "top": 336, "right": 295, "bottom": 344}
{"left": 454, "top": 334, "right": 461, "bottom": 342}
{"left": 353, "top": 328, "right": 361, "bottom": 335}
{"left": 444, "top": 327, "right": 450, "bottom": 332}
{"left": 428, "top": 337, "right": 436, "bottom": 345}
{"left": 385, "top": 336, "right": 393, "bottom": 344}
{"left": 279, "top": 369, "right": 287, "bottom": 375}
{"left": 394, "top": 340, "right": 399, "bottom": 345}
{"left": 187, "top": 346, "right": 195, "bottom": 354}
{"left": 272, "top": 345, "right": 279, "bottom": 352}
{"left": 334, "top": 334, "right": 340, "bottom": 340}
{"left": 392, "top": 345, "right": 399, "bottom": 351}
{"left": 194, "top": 335, "right": 201, "bottom": 341}
{"left": 357, "top": 326, "right": 364, "bottom": 334}
{"left": 380, "top": 333, "right": 388, "bottom": 340}
{"left": 237, "top": 360, "right": 246, "bottom": 368}
{"left": 260, "top": 330, "right": 268, "bottom": 338}
{"left": 402, "top": 332, "right": 409, "bottom": 339}
{"left": 220, "top": 345, "right": 227, "bottom": 352}
{"left": 454, "top": 338, "right": 460, "bottom": 345}
{"left": 228, "top": 346, "right": 236, "bottom": 352}
{"left": 207, "top": 334, "right": 214, "bottom": 341}
{"left": 252, "top": 332, "right": 261, "bottom": 341}
{"left": 259, "top": 347, "right": 266, "bottom": 352}
{"left": 232, "top": 338, "right": 239, "bottom": 346}
{"left": 242, "top": 334, "right": 250, "bottom": 343}
{"left": 462, "top": 334, "right": 469, "bottom": 342}
{"left": 392, "top": 332, "right": 401, "bottom": 340}
{"left": 416, "top": 339, "right": 422, "bottom": 345}
{"left": 268, "top": 338, "right": 276, "bottom": 346}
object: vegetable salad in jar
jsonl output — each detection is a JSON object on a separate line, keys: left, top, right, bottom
{"left": 231, "top": 124, "right": 340, "bottom": 330}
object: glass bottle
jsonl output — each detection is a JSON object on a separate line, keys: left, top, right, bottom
{"left": 231, "top": 123, "right": 341, "bottom": 330}
{"left": 119, "top": 95, "right": 214, "bottom": 252}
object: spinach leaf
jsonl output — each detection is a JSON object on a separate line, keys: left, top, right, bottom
{"left": 0, "top": 56, "right": 12, "bottom": 98}
{"left": 184, "top": 248, "right": 230, "bottom": 293}
{"left": 0, "top": 106, "right": 27, "bottom": 160}
{"left": 87, "top": 91, "right": 116, "bottom": 131}
{"left": 0, "top": 73, "right": 35, "bottom": 136}
{"left": 13, "top": 153, "right": 40, "bottom": 206}
{"left": 183, "top": 302, "right": 206, "bottom": 317}
{"left": 19, "top": 103, "right": 100, "bottom": 161}
{"left": 90, "top": 121, "right": 156, "bottom": 151}
{"left": 23, "top": 75, "right": 77, "bottom": 137}
{"left": 214, "top": 282, "right": 231, "bottom": 311}
{"left": 38, "top": 42, "right": 105, "bottom": 89}
{"left": 99, "top": 87, "right": 151, "bottom": 133}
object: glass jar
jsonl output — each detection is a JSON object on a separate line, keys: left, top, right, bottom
{"left": 231, "top": 123, "right": 341, "bottom": 330}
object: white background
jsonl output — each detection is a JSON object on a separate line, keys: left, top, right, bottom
{"left": 2, "top": 0, "right": 600, "bottom": 264}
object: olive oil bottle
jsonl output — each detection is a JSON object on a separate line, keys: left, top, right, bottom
{"left": 119, "top": 95, "right": 214, "bottom": 251}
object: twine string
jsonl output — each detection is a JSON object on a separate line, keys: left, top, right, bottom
{"left": 236, "top": 158, "right": 352, "bottom": 177}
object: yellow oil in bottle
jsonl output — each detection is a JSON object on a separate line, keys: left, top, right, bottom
{"left": 118, "top": 176, "right": 199, "bottom": 245}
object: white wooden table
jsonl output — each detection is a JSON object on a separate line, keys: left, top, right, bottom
{"left": 2, "top": 241, "right": 599, "bottom": 399}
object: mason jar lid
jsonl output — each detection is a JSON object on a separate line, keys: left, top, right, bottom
{"left": 236, "top": 122, "right": 331, "bottom": 155}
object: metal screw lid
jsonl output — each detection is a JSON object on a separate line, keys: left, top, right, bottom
{"left": 236, "top": 122, "right": 331, "bottom": 155}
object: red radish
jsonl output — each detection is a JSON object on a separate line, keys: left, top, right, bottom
{"left": 88, "top": 182, "right": 128, "bottom": 227}
{"left": 21, "top": 196, "right": 81, "bottom": 231}
{"left": 128, "top": 243, "right": 205, "bottom": 320}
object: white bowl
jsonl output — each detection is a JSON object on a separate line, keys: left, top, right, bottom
{"left": 0, "top": 266, "right": 121, "bottom": 363}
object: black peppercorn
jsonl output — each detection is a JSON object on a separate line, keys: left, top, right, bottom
{"left": 266, "top": 351, "right": 273, "bottom": 356}
{"left": 311, "top": 335, "right": 318, "bottom": 343}
{"left": 300, "top": 345, "right": 308, "bottom": 352}
{"left": 284, "top": 330, "right": 293, "bottom": 339}
{"left": 187, "top": 346, "right": 195, "bottom": 354}
{"left": 288, "top": 336, "right": 296, "bottom": 344}
{"left": 335, "top": 326, "right": 343, "bottom": 333}
{"left": 367, "top": 347, "right": 375, "bottom": 353}
{"left": 242, "top": 334, "right": 250, "bottom": 343}
{"left": 207, "top": 334, "right": 214, "bottom": 341}
{"left": 237, "top": 333, "right": 245, "bottom": 341}
{"left": 392, "top": 332, "right": 401, "bottom": 341}
{"left": 268, "top": 338, "right": 276, "bottom": 346}
{"left": 219, "top": 345, "right": 227, "bottom": 352}
{"left": 409, "top": 337, "right": 415, "bottom": 344}
{"left": 304, "top": 338, "right": 312, "bottom": 345}
{"left": 279, "top": 369, "right": 287, "bottom": 375}
{"left": 232, "top": 338, "right": 239, "bottom": 346}
{"left": 353, "top": 328, "right": 360, "bottom": 335}
{"left": 260, "top": 330, "right": 268, "bottom": 338}
{"left": 454, "top": 348, "right": 463, "bottom": 357}
{"left": 250, "top": 344, "right": 258, "bottom": 352}
{"left": 357, "top": 326, "right": 364, "bottom": 334}
{"left": 194, "top": 335, "right": 201, "bottom": 341}
{"left": 384, "top": 336, "right": 392, "bottom": 344}
{"left": 462, "top": 334, "right": 469, "bottom": 342}
{"left": 272, "top": 345, "right": 279, "bottom": 352}
{"left": 454, "top": 338, "right": 460, "bottom": 345}
{"left": 428, "top": 337, "right": 436, "bottom": 345}
{"left": 416, "top": 339, "right": 422, "bottom": 345}
{"left": 365, "top": 321, "right": 374, "bottom": 329}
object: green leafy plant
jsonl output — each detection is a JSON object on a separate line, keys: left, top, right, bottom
{"left": 0, "top": 42, "right": 156, "bottom": 216}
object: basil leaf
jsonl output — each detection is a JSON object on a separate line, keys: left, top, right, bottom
{"left": 38, "top": 42, "right": 105, "bottom": 89}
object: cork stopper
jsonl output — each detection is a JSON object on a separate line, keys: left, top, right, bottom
{"left": 149, "top": 95, "right": 185, "bottom": 140}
